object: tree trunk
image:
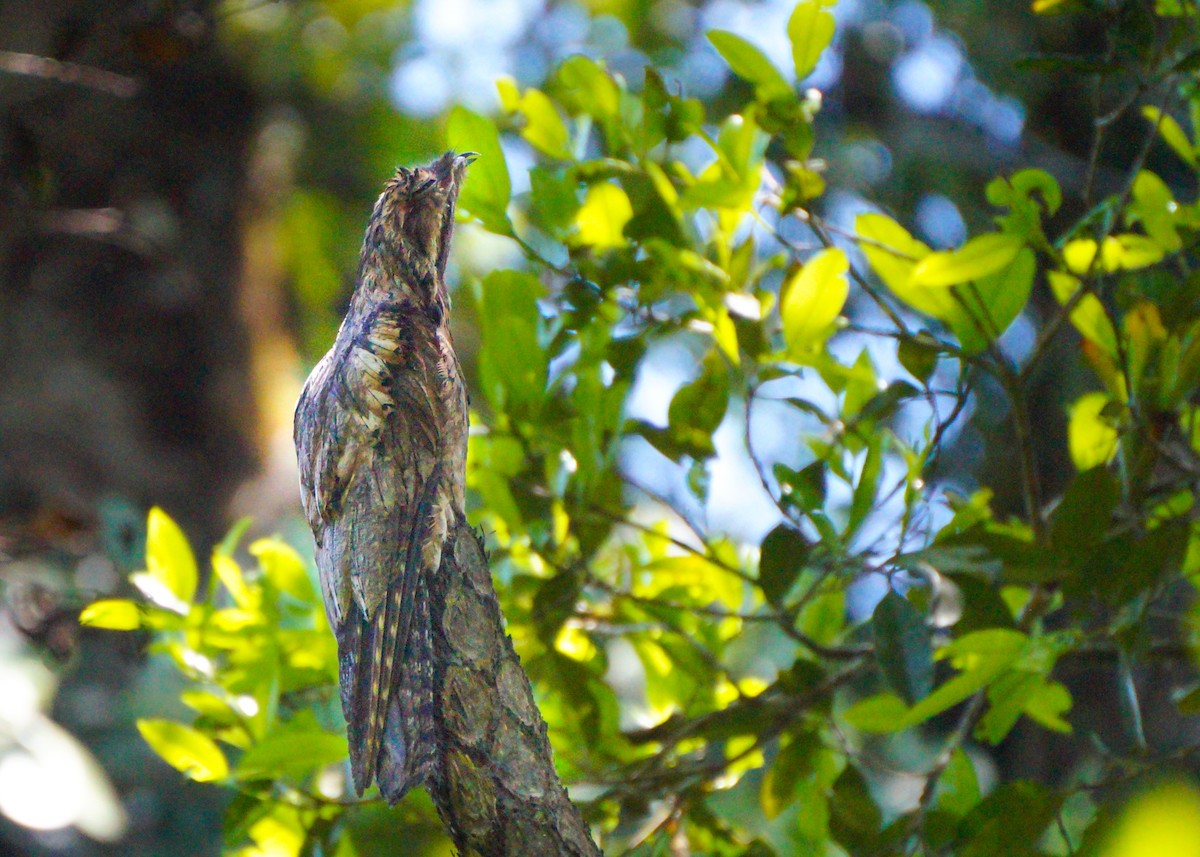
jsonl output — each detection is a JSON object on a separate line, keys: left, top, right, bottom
{"left": 429, "top": 520, "right": 602, "bottom": 856}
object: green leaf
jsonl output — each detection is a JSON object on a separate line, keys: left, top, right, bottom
{"left": 1046, "top": 271, "right": 1119, "bottom": 358}
{"left": 667, "top": 349, "right": 730, "bottom": 459}
{"left": 1128, "top": 171, "right": 1182, "bottom": 252}
{"left": 902, "top": 629, "right": 1028, "bottom": 726}
{"left": 872, "top": 590, "right": 933, "bottom": 704}
{"left": 1067, "top": 392, "right": 1119, "bottom": 471}
{"left": 847, "top": 435, "right": 885, "bottom": 538}
{"left": 514, "top": 87, "right": 572, "bottom": 160}
{"left": 760, "top": 732, "right": 818, "bottom": 819}
{"left": 250, "top": 539, "right": 315, "bottom": 602}
{"left": 555, "top": 55, "right": 620, "bottom": 121}
{"left": 707, "top": 30, "right": 793, "bottom": 101}
{"left": 898, "top": 336, "right": 940, "bottom": 383}
{"left": 137, "top": 719, "right": 229, "bottom": 782}
{"left": 857, "top": 213, "right": 956, "bottom": 322}
{"left": 956, "top": 781, "right": 1061, "bottom": 857}
{"left": 948, "top": 248, "right": 1035, "bottom": 353}
{"left": 829, "top": 764, "right": 883, "bottom": 854}
{"left": 79, "top": 599, "right": 141, "bottom": 630}
{"left": 781, "top": 247, "right": 849, "bottom": 358}
{"left": 788, "top": 0, "right": 837, "bottom": 80}
{"left": 211, "top": 553, "right": 251, "bottom": 609}
{"left": 575, "top": 182, "right": 632, "bottom": 248}
{"left": 1142, "top": 105, "right": 1198, "bottom": 169}
{"left": 476, "top": 270, "right": 547, "bottom": 412}
{"left": 235, "top": 714, "right": 348, "bottom": 781}
{"left": 937, "top": 749, "right": 981, "bottom": 818}
{"left": 145, "top": 507, "right": 198, "bottom": 606}
{"left": 447, "top": 105, "right": 512, "bottom": 235}
{"left": 912, "top": 234, "right": 1024, "bottom": 287}
{"left": 842, "top": 692, "right": 910, "bottom": 733}
{"left": 758, "top": 524, "right": 812, "bottom": 605}
{"left": 1048, "top": 466, "right": 1118, "bottom": 560}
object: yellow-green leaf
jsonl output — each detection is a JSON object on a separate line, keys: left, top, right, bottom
{"left": 1047, "top": 272, "right": 1119, "bottom": 358}
{"left": 576, "top": 182, "right": 632, "bottom": 248}
{"left": 1129, "top": 171, "right": 1182, "bottom": 252}
{"left": 856, "top": 213, "right": 946, "bottom": 313}
{"left": 1103, "top": 234, "right": 1164, "bottom": 271}
{"left": 912, "top": 233, "right": 1024, "bottom": 287}
{"left": 250, "top": 539, "right": 315, "bottom": 602}
{"left": 1102, "top": 782, "right": 1200, "bottom": 857}
{"left": 145, "top": 507, "right": 197, "bottom": 606}
{"left": 137, "top": 719, "right": 228, "bottom": 782}
{"left": 1142, "top": 105, "right": 1198, "bottom": 169}
{"left": 843, "top": 692, "right": 910, "bottom": 733}
{"left": 1068, "top": 392, "right": 1119, "bottom": 471}
{"left": 515, "top": 88, "right": 572, "bottom": 159}
{"left": 708, "top": 30, "right": 792, "bottom": 101}
{"left": 79, "top": 599, "right": 140, "bottom": 630}
{"left": 212, "top": 553, "right": 252, "bottom": 608}
{"left": 788, "top": 0, "right": 837, "bottom": 80}
{"left": 781, "top": 248, "right": 849, "bottom": 357}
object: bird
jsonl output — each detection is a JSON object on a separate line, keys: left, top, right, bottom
{"left": 294, "top": 151, "right": 475, "bottom": 803}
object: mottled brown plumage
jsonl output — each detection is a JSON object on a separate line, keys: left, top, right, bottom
{"left": 294, "top": 151, "right": 473, "bottom": 803}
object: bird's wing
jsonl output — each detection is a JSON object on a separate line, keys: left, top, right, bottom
{"left": 294, "top": 307, "right": 444, "bottom": 796}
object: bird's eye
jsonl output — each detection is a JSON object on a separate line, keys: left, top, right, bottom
{"left": 411, "top": 177, "right": 437, "bottom": 197}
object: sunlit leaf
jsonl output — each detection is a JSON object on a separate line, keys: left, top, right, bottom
{"left": 1142, "top": 105, "right": 1199, "bottom": 169}
{"left": 212, "top": 554, "right": 252, "bottom": 608}
{"left": 781, "top": 247, "right": 849, "bottom": 358}
{"left": 79, "top": 599, "right": 141, "bottom": 630}
{"left": 788, "top": 0, "right": 837, "bottom": 80}
{"left": 250, "top": 539, "right": 315, "bottom": 602}
{"left": 912, "top": 234, "right": 1024, "bottom": 287}
{"left": 576, "top": 182, "right": 632, "bottom": 248}
{"left": 1067, "top": 392, "right": 1119, "bottom": 471}
{"left": 145, "top": 507, "right": 198, "bottom": 607}
{"left": 1047, "top": 272, "right": 1119, "bottom": 357}
{"left": 949, "top": 248, "right": 1035, "bottom": 352}
{"left": 1103, "top": 782, "right": 1200, "bottom": 857}
{"left": 137, "top": 719, "right": 228, "bottom": 782}
{"left": 1128, "top": 171, "right": 1182, "bottom": 252}
{"left": 513, "top": 87, "right": 572, "bottom": 160}
{"left": 708, "top": 30, "right": 793, "bottom": 101}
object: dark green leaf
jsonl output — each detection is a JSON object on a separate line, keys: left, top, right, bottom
{"left": 955, "top": 781, "right": 1061, "bottom": 857}
{"left": 829, "top": 764, "right": 883, "bottom": 854}
{"left": 758, "top": 524, "right": 812, "bottom": 605}
{"left": 872, "top": 590, "right": 933, "bottom": 704}
{"left": 1049, "top": 466, "right": 1119, "bottom": 561}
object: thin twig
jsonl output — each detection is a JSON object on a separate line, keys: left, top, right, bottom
{"left": 0, "top": 49, "right": 139, "bottom": 97}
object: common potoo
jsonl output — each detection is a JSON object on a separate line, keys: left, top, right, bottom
{"left": 294, "top": 151, "right": 474, "bottom": 803}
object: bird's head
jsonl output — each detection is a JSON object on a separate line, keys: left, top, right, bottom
{"left": 365, "top": 151, "right": 477, "bottom": 291}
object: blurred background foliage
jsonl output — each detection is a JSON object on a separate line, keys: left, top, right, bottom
{"left": 3, "top": 0, "right": 1200, "bottom": 854}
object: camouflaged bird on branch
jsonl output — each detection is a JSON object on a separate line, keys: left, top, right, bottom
{"left": 294, "top": 151, "right": 472, "bottom": 803}
{"left": 294, "top": 152, "right": 600, "bottom": 856}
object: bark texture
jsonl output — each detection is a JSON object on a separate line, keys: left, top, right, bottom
{"left": 429, "top": 521, "right": 602, "bottom": 857}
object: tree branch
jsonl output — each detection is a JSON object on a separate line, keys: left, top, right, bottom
{"left": 429, "top": 521, "right": 602, "bottom": 856}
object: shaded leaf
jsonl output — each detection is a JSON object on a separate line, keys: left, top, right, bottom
{"left": 759, "top": 524, "right": 812, "bottom": 605}
{"left": 872, "top": 590, "right": 933, "bottom": 704}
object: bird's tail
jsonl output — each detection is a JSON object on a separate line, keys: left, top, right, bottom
{"left": 375, "top": 587, "right": 439, "bottom": 803}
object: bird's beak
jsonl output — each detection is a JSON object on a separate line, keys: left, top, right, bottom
{"left": 456, "top": 151, "right": 479, "bottom": 166}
